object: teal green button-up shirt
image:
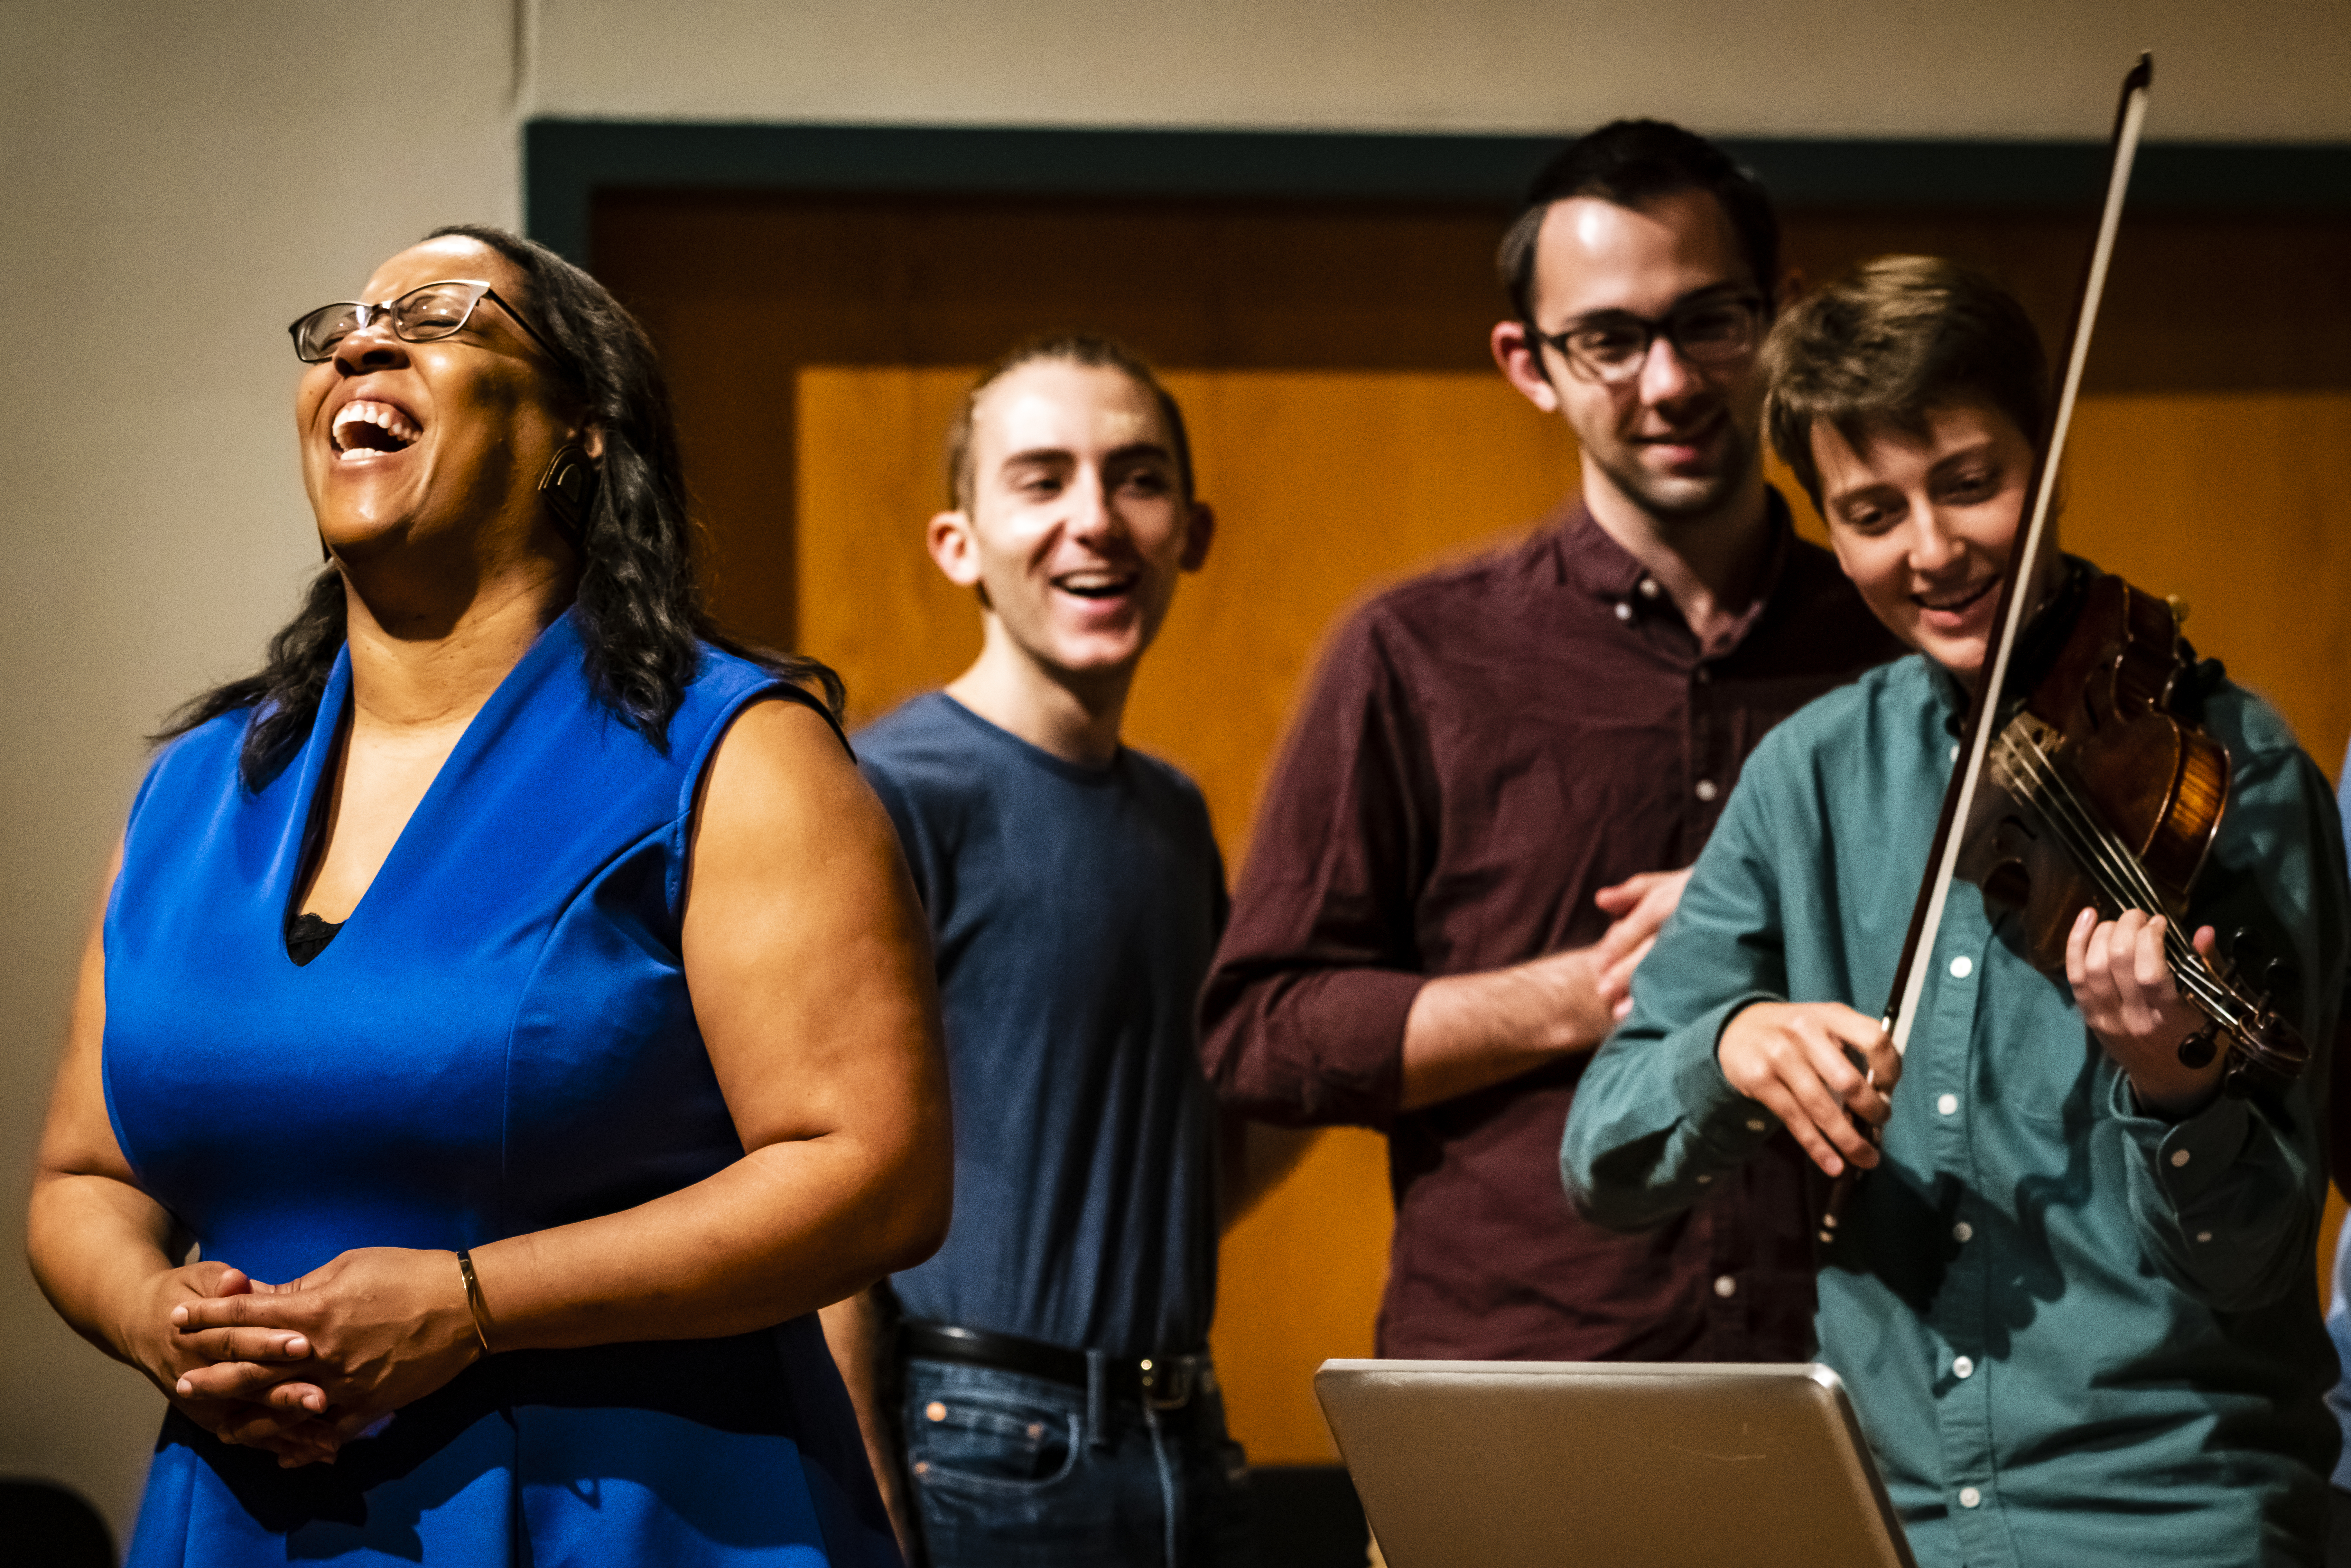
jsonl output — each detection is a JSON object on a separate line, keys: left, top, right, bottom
{"left": 1563, "top": 650, "right": 2346, "bottom": 1567}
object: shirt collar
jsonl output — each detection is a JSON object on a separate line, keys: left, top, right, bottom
{"left": 1551, "top": 487, "right": 1800, "bottom": 657}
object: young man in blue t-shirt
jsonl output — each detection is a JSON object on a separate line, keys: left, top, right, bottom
{"left": 824, "top": 335, "right": 1264, "bottom": 1567}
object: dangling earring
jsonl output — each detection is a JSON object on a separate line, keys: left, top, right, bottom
{"left": 537, "top": 442, "right": 597, "bottom": 554}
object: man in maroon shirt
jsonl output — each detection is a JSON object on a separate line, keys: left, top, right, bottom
{"left": 1201, "top": 121, "right": 1899, "bottom": 1361}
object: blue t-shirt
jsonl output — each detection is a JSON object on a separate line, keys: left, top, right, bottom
{"left": 859, "top": 692, "right": 1226, "bottom": 1359}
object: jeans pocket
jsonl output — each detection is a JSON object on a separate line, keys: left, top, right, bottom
{"left": 908, "top": 1389, "right": 1083, "bottom": 1495}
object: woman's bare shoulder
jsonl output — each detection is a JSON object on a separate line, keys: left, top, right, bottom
{"left": 691, "top": 696, "right": 891, "bottom": 876}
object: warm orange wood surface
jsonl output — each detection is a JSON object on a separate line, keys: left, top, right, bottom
{"left": 597, "top": 187, "right": 2351, "bottom": 667}
{"left": 801, "top": 369, "right": 2351, "bottom": 1462}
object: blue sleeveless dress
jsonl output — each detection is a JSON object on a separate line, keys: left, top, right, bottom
{"left": 103, "top": 610, "right": 899, "bottom": 1567}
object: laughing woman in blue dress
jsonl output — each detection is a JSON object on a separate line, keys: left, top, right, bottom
{"left": 27, "top": 225, "right": 951, "bottom": 1566}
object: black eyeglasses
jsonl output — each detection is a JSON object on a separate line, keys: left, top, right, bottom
{"left": 287, "top": 279, "right": 565, "bottom": 367}
{"left": 1530, "top": 292, "right": 1765, "bottom": 386}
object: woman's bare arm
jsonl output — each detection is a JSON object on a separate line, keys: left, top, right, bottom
{"left": 174, "top": 699, "right": 953, "bottom": 1429}
{"left": 27, "top": 847, "right": 335, "bottom": 1463}
{"left": 479, "top": 696, "right": 953, "bottom": 1341}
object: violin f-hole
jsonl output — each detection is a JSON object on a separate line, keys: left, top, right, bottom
{"left": 1980, "top": 852, "right": 2034, "bottom": 913}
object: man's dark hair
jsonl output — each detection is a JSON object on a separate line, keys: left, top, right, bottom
{"left": 945, "top": 332, "right": 1194, "bottom": 514}
{"left": 1496, "top": 120, "right": 1780, "bottom": 327}
{"left": 1763, "top": 254, "right": 2050, "bottom": 510}
{"left": 158, "top": 223, "right": 842, "bottom": 787}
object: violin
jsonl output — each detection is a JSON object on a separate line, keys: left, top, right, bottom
{"left": 1957, "top": 567, "right": 2306, "bottom": 1084}
{"left": 1818, "top": 55, "right": 2307, "bottom": 1248}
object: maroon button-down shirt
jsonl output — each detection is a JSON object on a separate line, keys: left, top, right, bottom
{"left": 1201, "top": 493, "right": 1902, "bottom": 1361}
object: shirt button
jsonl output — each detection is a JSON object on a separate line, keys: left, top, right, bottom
{"left": 1949, "top": 954, "right": 1973, "bottom": 979}
{"left": 1639, "top": 577, "right": 1662, "bottom": 599}
{"left": 1695, "top": 1173, "right": 1713, "bottom": 1184}
{"left": 1952, "top": 1355, "right": 1974, "bottom": 1379}
{"left": 1746, "top": 1117, "right": 1767, "bottom": 1132}
{"left": 1714, "top": 1275, "right": 1737, "bottom": 1298}
{"left": 1937, "top": 1092, "right": 1959, "bottom": 1116}
{"left": 1615, "top": 601, "right": 1634, "bottom": 622}
{"left": 2170, "top": 1149, "right": 2192, "bottom": 1168}
{"left": 2196, "top": 1230, "right": 2214, "bottom": 1243}
{"left": 1952, "top": 1221, "right": 1973, "bottom": 1243}
{"left": 1694, "top": 779, "right": 1719, "bottom": 802}
{"left": 1959, "top": 1486, "right": 1982, "bottom": 1509}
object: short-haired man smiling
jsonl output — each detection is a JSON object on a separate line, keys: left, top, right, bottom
{"left": 1202, "top": 123, "right": 1899, "bottom": 1364}
{"left": 826, "top": 336, "right": 1254, "bottom": 1568}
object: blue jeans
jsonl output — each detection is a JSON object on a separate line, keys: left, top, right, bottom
{"left": 902, "top": 1356, "right": 1254, "bottom": 1568}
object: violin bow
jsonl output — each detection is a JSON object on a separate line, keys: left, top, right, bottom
{"left": 1819, "top": 54, "right": 2153, "bottom": 1247}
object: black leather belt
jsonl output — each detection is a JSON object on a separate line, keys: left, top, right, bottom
{"left": 902, "top": 1321, "right": 1210, "bottom": 1410}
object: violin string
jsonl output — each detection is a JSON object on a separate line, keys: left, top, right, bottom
{"left": 1997, "top": 729, "right": 2173, "bottom": 914}
{"left": 1970, "top": 722, "right": 2298, "bottom": 1076}
{"left": 1989, "top": 730, "right": 2230, "bottom": 1010}
{"left": 2000, "top": 731, "right": 2211, "bottom": 990}
{"left": 2011, "top": 770, "right": 2241, "bottom": 1025}
{"left": 1993, "top": 730, "right": 2167, "bottom": 926}
{"left": 1992, "top": 733, "right": 2228, "bottom": 1011}
{"left": 1992, "top": 729, "right": 2244, "bottom": 1024}
{"left": 1986, "top": 734, "right": 2159, "bottom": 932}
{"left": 1991, "top": 727, "right": 2300, "bottom": 1080}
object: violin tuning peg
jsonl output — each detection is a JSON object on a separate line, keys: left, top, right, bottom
{"left": 2261, "top": 957, "right": 2300, "bottom": 1004}
{"left": 2176, "top": 1029, "right": 2217, "bottom": 1071}
{"left": 2165, "top": 594, "right": 2191, "bottom": 626}
{"left": 2227, "top": 925, "right": 2266, "bottom": 968}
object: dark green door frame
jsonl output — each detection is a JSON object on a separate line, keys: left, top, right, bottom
{"left": 523, "top": 120, "right": 2350, "bottom": 265}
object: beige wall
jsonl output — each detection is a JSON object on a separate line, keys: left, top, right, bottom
{"left": 0, "top": 0, "right": 518, "bottom": 1543}
{"left": 3, "top": 0, "right": 2346, "bottom": 1550}
{"left": 536, "top": 0, "right": 2351, "bottom": 140}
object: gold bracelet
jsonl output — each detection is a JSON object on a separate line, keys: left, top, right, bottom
{"left": 455, "top": 1249, "right": 494, "bottom": 1355}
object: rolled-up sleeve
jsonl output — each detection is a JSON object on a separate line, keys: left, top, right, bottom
{"left": 1199, "top": 610, "right": 1430, "bottom": 1132}
{"left": 1562, "top": 753, "right": 1797, "bottom": 1229}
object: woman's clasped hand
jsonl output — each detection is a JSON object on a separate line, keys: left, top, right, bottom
{"left": 158, "top": 1251, "right": 486, "bottom": 1467}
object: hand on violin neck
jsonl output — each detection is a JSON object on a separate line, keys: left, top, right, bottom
{"left": 1716, "top": 1001, "right": 1901, "bottom": 1177}
{"left": 2064, "top": 906, "right": 2225, "bottom": 1117}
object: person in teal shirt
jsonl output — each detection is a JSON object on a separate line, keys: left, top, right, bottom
{"left": 1562, "top": 255, "right": 2348, "bottom": 1567}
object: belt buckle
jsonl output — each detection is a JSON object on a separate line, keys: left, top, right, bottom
{"left": 1138, "top": 1355, "right": 1194, "bottom": 1411}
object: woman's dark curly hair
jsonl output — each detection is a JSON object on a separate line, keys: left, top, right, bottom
{"left": 157, "top": 224, "right": 842, "bottom": 788}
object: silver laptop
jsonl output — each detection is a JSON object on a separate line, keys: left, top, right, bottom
{"left": 1314, "top": 1360, "right": 1916, "bottom": 1568}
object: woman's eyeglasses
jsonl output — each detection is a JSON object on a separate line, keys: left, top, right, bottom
{"left": 287, "top": 280, "right": 563, "bottom": 366}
